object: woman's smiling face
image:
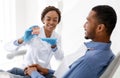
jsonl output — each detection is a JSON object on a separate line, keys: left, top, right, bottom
{"left": 43, "top": 11, "right": 59, "bottom": 32}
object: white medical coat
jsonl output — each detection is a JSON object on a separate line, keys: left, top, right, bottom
{"left": 5, "top": 26, "right": 64, "bottom": 69}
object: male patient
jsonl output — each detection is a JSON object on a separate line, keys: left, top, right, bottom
{"left": 1, "top": 5, "right": 117, "bottom": 78}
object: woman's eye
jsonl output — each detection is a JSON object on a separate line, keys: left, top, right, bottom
{"left": 53, "top": 20, "right": 57, "bottom": 22}
{"left": 46, "top": 19, "right": 50, "bottom": 21}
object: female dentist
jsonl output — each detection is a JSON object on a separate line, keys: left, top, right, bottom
{"left": 5, "top": 6, "right": 64, "bottom": 69}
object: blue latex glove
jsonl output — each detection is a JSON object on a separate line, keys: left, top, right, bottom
{"left": 23, "top": 25, "right": 38, "bottom": 42}
{"left": 41, "top": 38, "right": 57, "bottom": 45}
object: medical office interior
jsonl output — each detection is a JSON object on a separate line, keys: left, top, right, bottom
{"left": 0, "top": 0, "right": 120, "bottom": 77}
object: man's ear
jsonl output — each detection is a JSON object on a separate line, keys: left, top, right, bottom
{"left": 97, "top": 24, "right": 105, "bottom": 32}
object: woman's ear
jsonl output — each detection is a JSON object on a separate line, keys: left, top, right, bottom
{"left": 42, "top": 18, "right": 45, "bottom": 24}
{"left": 43, "top": 21, "right": 45, "bottom": 24}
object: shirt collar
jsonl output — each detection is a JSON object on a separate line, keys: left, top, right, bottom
{"left": 84, "top": 41, "right": 111, "bottom": 51}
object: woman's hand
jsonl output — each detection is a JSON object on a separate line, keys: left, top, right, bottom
{"left": 51, "top": 45, "right": 57, "bottom": 48}
{"left": 32, "top": 26, "right": 40, "bottom": 35}
{"left": 24, "top": 67, "right": 37, "bottom": 75}
{"left": 26, "top": 64, "right": 49, "bottom": 75}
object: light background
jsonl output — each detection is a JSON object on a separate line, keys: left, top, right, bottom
{"left": 0, "top": 0, "right": 120, "bottom": 77}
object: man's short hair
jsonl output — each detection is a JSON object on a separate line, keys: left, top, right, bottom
{"left": 92, "top": 5, "right": 117, "bottom": 36}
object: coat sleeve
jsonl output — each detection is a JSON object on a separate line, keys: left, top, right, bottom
{"left": 53, "top": 34, "right": 64, "bottom": 60}
{"left": 21, "top": 48, "right": 34, "bottom": 69}
{"left": 4, "top": 40, "right": 26, "bottom": 52}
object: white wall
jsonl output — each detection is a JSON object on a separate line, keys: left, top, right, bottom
{"left": 16, "top": 0, "right": 41, "bottom": 38}
{"left": 16, "top": 0, "right": 26, "bottom": 38}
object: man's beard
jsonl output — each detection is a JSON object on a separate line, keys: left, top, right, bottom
{"left": 85, "top": 36, "right": 89, "bottom": 39}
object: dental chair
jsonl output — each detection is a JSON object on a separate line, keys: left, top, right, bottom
{"left": 4, "top": 41, "right": 27, "bottom": 59}
{"left": 0, "top": 72, "right": 10, "bottom": 78}
{"left": 6, "top": 49, "right": 27, "bottom": 59}
{"left": 100, "top": 51, "right": 120, "bottom": 78}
